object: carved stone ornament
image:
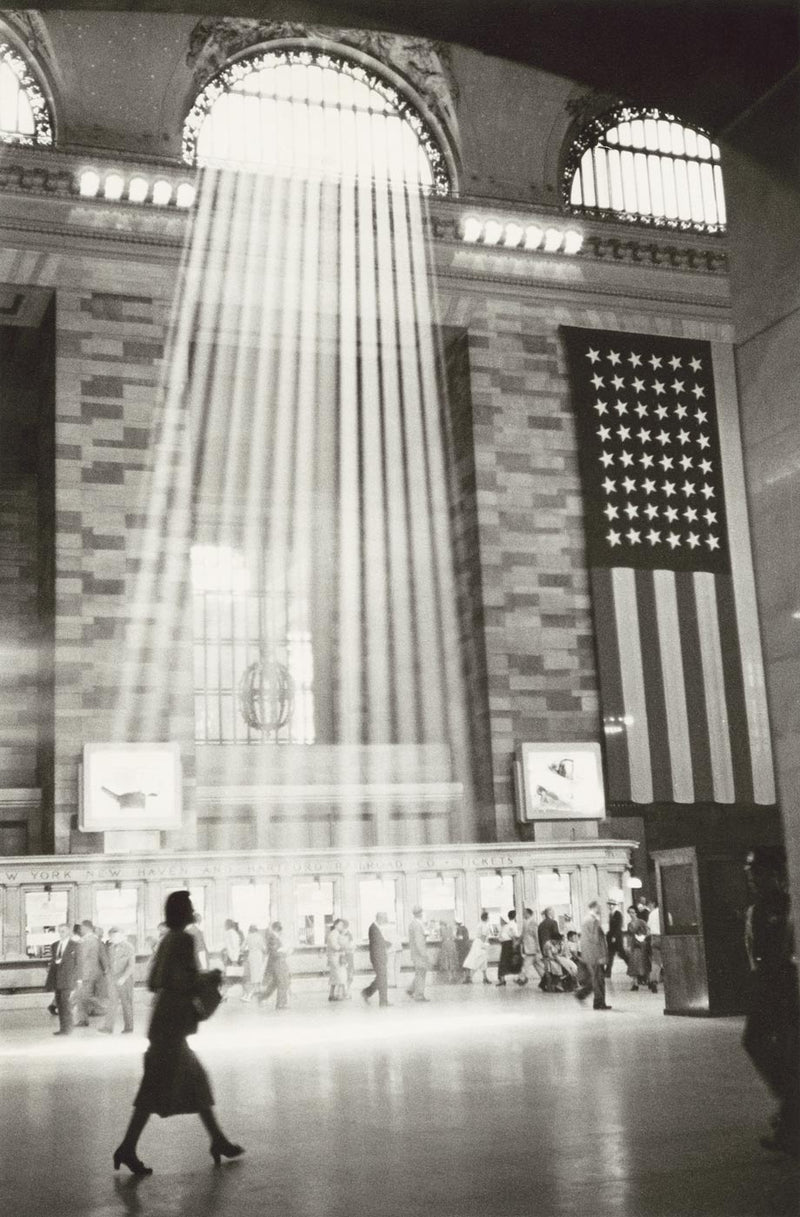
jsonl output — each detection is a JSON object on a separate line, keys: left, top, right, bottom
{"left": 186, "top": 17, "right": 459, "bottom": 135}
{"left": 2, "top": 10, "right": 55, "bottom": 64}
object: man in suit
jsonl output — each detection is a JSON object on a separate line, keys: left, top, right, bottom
{"left": 100, "top": 927, "right": 136, "bottom": 1033}
{"left": 47, "top": 923, "right": 79, "bottom": 1035}
{"left": 362, "top": 911, "right": 391, "bottom": 1007}
{"left": 406, "top": 905, "right": 430, "bottom": 1002}
{"left": 575, "top": 900, "right": 612, "bottom": 1010}
{"left": 75, "top": 919, "right": 108, "bottom": 1025}
{"left": 518, "top": 907, "right": 546, "bottom": 987}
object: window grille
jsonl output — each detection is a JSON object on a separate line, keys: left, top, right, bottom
{"left": 191, "top": 545, "right": 315, "bottom": 745}
{"left": 0, "top": 41, "right": 52, "bottom": 146}
{"left": 565, "top": 106, "right": 725, "bottom": 234}
{"left": 182, "top": 46, "right": 450, "bottom": 194}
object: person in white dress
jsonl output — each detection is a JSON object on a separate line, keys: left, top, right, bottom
{"left": 462, "top": 911, "right": 492, "bottom": 985}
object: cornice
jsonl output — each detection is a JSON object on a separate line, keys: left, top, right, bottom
{"left": 0, "top": 148, "right": 729, "bottom": 289}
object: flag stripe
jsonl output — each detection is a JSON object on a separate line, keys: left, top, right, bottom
{"left": 710, "top": 342, "right": 775, "bottom": 803}
{"left": 653, "top": 570, "right": 695, "bottom": 803}
{"left": 612, "top": 567, "right": 653, "bottom": 802}
{"left": 635, "top": 569, "right": 673, "bottom": 802}
{"left": 714, "top": 573, "right": 755, "bottom": 805}
{"left": 590, "top": 568, "right": 631, "bottom": 801}
{"left": 675, "top": 570, "right": 715, "bottom": 802}
{"left": 694, "top": 571, "right": 735, "bottom": 802}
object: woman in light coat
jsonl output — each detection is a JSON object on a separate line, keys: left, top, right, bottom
{"left": 326, "top": 919, "right": 347, "bottom": 1001}
{"left": 242, "top": 925, "right": 265, "bottom": 1002}
{"left": 462, "top": 911, "right": 492, "bottom": 984}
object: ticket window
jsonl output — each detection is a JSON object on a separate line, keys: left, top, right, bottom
{"left": 94, "top": 888, "right": 139, "bottom": 948}
{"left": 24, "top": 889, "right": 69, "bottom": 959}
{"left": 230, "top": 883, "right": 272, "bottom": 935}
{"left": 294, "top": 878, "right": 337, "bottom": 947}
{"left": 358, "top": 876, "right": 402, "bottom": 944}
{"left": 536, "top": 870, "right": 575, "bottom": 932}
{"left": 478, "top": 874, "right": 517, "bottom": 938}
{"left": 418, "top": 874, "right": 462, "bottom": 941}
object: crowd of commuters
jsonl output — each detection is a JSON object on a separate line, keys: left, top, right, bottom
{"left": 45, "top": 918, "right": 137, "bottom": 1035}
{"left": 43, "top": 897, "right": 664, "bottom": 1031}
{"left": 37, "top": 857, "right": 798, "bottom": 1169}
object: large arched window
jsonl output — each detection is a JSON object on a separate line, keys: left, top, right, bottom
{"left": 564, "top": 106, "right": 725, "bottom": 233}
{"left": 182, "top": 46, "right": 451, "bottom": 194}
{"left": 0, "top": 40, "right": 53, "bottom": 146}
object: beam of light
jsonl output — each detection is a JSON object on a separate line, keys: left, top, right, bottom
{"left": 114, "top": 141, "right": 479, "bottom": 856}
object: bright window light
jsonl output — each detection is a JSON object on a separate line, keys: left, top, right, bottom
{"left": 152, "top": 179, "right": 172, "bottom": 206}
{"left": 462, "top": 216, "right": 483, "bottom": 243}
{"left": 79, "top": 169, "right": 100, "bottom": 198}
{"left": 563, "top": 229, "right": 583, "bottom": 254}
{"left": 503, "top": 222, "right": 524, "bottom": 248}
{"left": 0, "top": 42, "right": 53, "bottom": 147}
{"left": 566, "top": 105, "right": 726, "bottom": 233}
{"left": 176, "top": 182, "right": 196, "bottom": 208}
{"left": 128, "top": 176, "right": 149, "bottom": 203}
{"left": 524, "top": 224, "right": 543, "bottom": 250}
{"left": 483, "top": 219, "right": 503, "bottom": 245}
{"left": 544, "top": 227, "right": 563, "bottom": 252}
{"left": 103, "top": 173, "right": 124, "bottom": 201}
{"left": 182, "top": 48, "right": 451, "bottom": 195}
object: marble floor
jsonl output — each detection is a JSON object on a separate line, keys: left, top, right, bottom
{"left": 0, "top": 975, "right": 797, "bottom": 1217}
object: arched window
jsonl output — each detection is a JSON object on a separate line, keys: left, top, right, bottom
{"left": 0, "top": 41, "right": 53, "bottom": 146}
{"left": 182, "top": 46, "right": 451, "bottom": 194}
{"left": 564, "top": 106, "right": 725, "bottom": 233}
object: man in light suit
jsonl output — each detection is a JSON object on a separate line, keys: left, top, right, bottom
{"left": 100, "top": 927, "right": 136, "bottom": 1033}
{"left": 47, "top": 923, "right": 79, "bottom": 1035}
{"left": 575, "top": 900, "right": 612, "bottom": 1010}
{"left": 362, "top": 911, "right": 391, "bottom": 1007}
{"left": 406, "top": 905, "right": 430, "bottom": 1002}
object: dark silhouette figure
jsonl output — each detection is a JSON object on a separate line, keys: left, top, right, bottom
{"left": 605, "top": 908, "right": 629, "bottom": 976}
{"left": 742, "top": 847, "right": 799, "bottom": 1159}
{"left": 113, "top": 890, "right": 244, "bottom": 1176}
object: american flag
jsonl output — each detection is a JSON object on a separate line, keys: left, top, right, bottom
{"left": 562, "top": 325, "right": 775, "bottom": 807}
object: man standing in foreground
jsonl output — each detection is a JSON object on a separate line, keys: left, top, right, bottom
{"left": 575, "top": 900, "right": 611, "bottom": 1010}
{"left": 742, "top": 846, "right": 798, "bottom": 1158}
{"left": 362, "top": 911, "right": 391, "bottom": 1007}
{"left": 407, "top": 905, "right": 430, "bottom": 1001}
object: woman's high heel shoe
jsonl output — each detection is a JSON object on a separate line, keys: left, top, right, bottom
{"left": 113, "top": 1146, "right": 153, "bottom": 1176}
{"left": 210, "top": 1140, "right": 245, "bottom": 1167}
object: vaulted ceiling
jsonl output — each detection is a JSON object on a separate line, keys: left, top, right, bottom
{"left": 29, "top": 1, "right": 798, "bottom": 137}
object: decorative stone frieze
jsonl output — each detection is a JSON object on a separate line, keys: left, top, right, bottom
{"left": 185, "top": 18, "right": 459, "bottom": 138}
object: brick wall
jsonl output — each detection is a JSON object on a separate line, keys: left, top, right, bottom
{"left": 53, "top": 289, "right": 196, "bottom": 853}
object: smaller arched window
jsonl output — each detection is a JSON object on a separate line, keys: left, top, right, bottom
{"left": 0, "top": 41, "right": 53, "bottom": 146}
{"left": 182, "top": 47, "right": 452, "bottom": 195}
{"left": 564, "top": 106, "right": 725, "bottom": 233}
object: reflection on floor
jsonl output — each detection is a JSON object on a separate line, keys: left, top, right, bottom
{"left": 1, "top": 977, "right": 798, "bottom": 1217}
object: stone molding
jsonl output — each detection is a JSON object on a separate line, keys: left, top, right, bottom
{"left": 0, "top": 838, "right": 638, "bottom": 885}
{"left": 197, "top": 782, "right": 463, "bottom": 807}
{"left": 0, "top": 156, "right": 728, "bottom": 275}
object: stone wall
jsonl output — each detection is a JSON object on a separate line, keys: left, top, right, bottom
{"left": 53, "top": 286, "right": 196, "bottom": 853}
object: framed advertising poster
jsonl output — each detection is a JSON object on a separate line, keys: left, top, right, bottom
{"left": 80, "top": 742, "right": 182, "bottom": 832}
{"left": 514, "top": 742, "right": 605, "bottom": 821}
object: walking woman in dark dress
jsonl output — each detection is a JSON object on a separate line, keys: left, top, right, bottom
{"left": 605, "top": 908, "right": 629, "bottom": 976}
{"left": 113, "top": 890, "right": 244, "bottom": 1176}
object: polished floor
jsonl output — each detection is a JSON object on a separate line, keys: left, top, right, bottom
{"left": 0, "top": 972, "right": 797, "bottom": 1217}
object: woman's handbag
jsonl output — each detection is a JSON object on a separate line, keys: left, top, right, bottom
{"left": 193, "top": 970, "right": 223, "bottom": 1021}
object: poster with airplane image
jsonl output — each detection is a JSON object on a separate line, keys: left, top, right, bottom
{"left": 515, "top": 742, "right": 605, "bottom": 821}
{"left": 80, "top": 742, "right": 183, "bottom": 831}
